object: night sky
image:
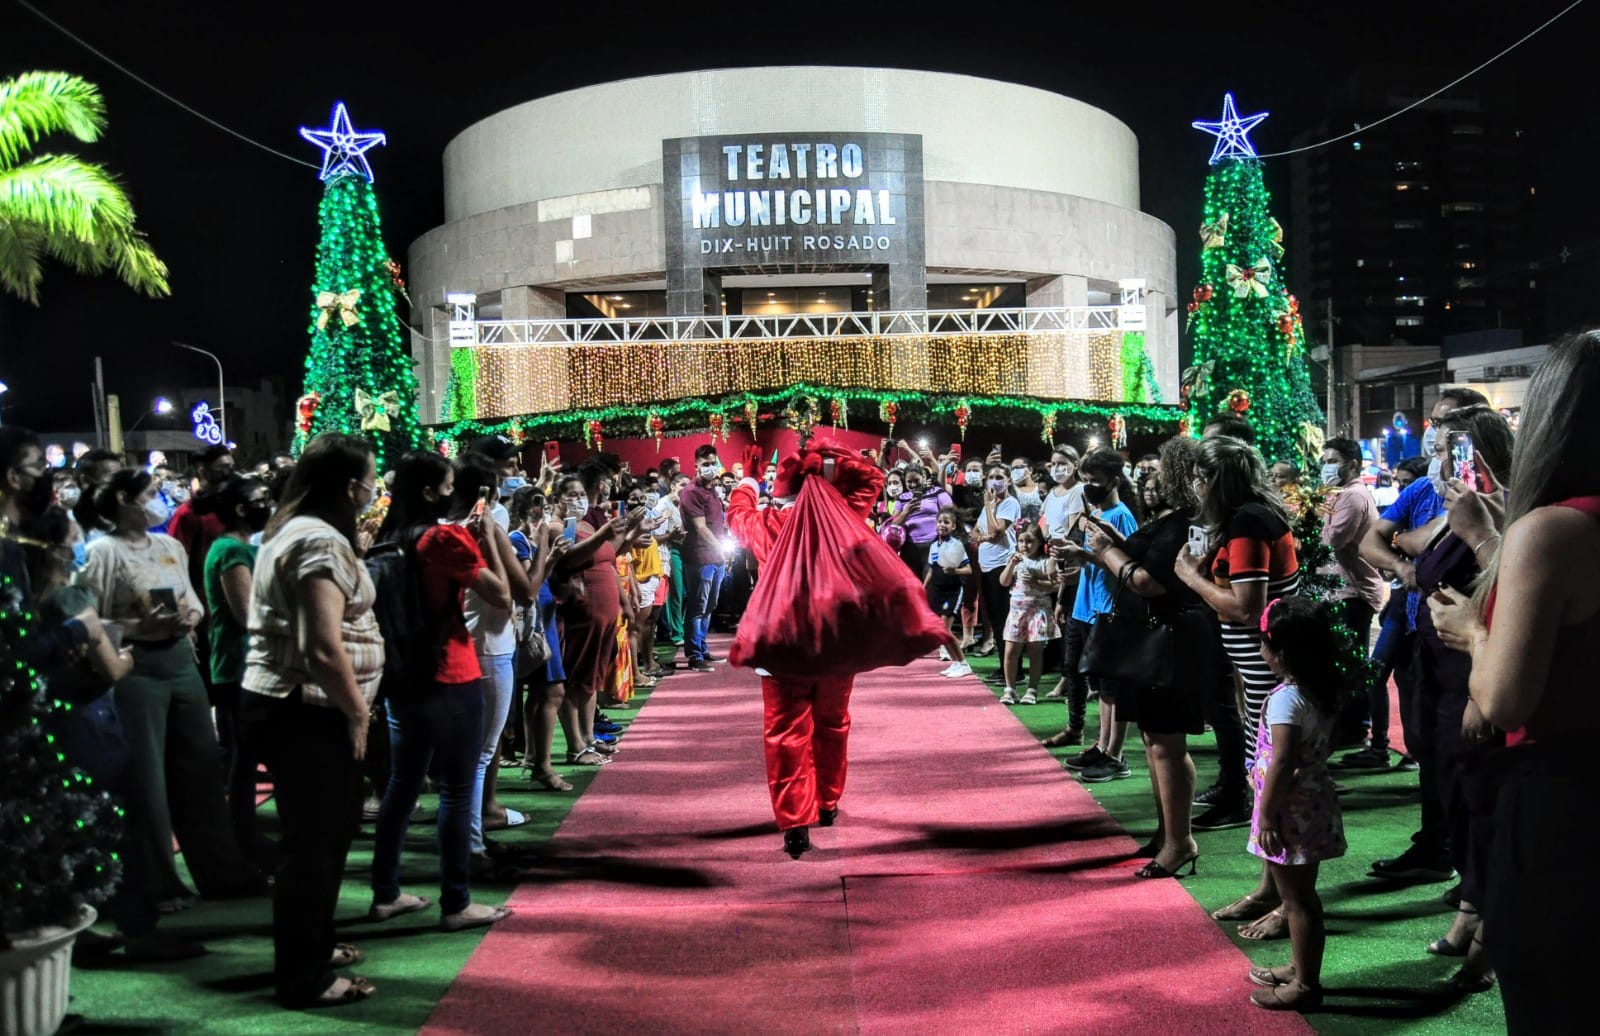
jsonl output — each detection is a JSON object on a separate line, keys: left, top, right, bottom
{"left": 2, "top": 0, "right": 1595, "bottom": 439}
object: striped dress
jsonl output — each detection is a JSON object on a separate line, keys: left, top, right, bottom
{"left": 1210, "top": 503, "right": 1300, "bottom": 766}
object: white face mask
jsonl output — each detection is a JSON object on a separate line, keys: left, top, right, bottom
{"left": 1010, "top": 466, "right": 1027, "bottom": 483}
{"left": 698, "top": 463, "right": 719, "bottom": 480}
{"left": 1320, "top": 463, "right": 1343, "bottom": 487}
{"left": 1049, "top": 465, "right": 1071, "bottom": 483}
{"left": 59, "top": 484, "right": 81, "bottom": 508}
{"left": 143, "top": 495, "right": 171, "bottom": 527}
{"left": 1421, "top": 426, "right": 1438, "bottom": 458}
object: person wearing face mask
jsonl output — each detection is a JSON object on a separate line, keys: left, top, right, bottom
{"left": 198, "top": 474, "right": 278, "bottom": 870}
{"left": 680, "top": 445, "right": 729, "bottom": 672}
{"left": 239, "top": 434, "right": 388, "bottom": 1007}
{"left": 466, "top": 435, "right": 524, "bottom": 531}
{"left": 1010, "top": 456, "right": 1043, "bottom": 524}
{"left": 167, "top": 444, "right": 236, "bottom": 597}
{"left": 889, "top": 465, "right": 954, "bottom": 575}
{"left": 77, "top": 467, "right": 265, "bottom": 911}
{"left": 1316, "top": 438, "right": 1386, "bottom": 746}
{"left": 973, "top": 464, "right": 1022, "bottom": 660}
{"left": 1356, "top": 387, "right": 1489, "bottom": 888}
{"left": 1041, "top": 446, "right": 1085, "bottom": 703}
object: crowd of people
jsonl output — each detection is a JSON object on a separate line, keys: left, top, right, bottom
{"left": 2, "top": 330, "right": 1594, "bottom": 1025}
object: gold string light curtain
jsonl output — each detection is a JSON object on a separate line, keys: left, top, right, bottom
{"left": 468, "top": 332, "right": 1125, "bottom": 419}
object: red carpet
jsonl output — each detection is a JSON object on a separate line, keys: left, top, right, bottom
{"left": 421, "top": 637, "right": 1313, "bottom": 1035}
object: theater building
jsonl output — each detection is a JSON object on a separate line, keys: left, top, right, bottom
{"left": 408, "top": 67, "right": 1181, "bottom": 448}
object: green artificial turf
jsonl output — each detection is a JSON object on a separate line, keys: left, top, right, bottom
{"left": 66, "top": 676, "right": 662, "bottom": 1035}
{"left": 964, "top": 647, "right": 1506, "bottom": 1034}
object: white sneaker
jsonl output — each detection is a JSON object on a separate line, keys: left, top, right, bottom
{"left": 999, "top": 688, "right": 1017, "bottom": 705}
{"left": 938, "top": 646, "right": 951, "bottom": 662}
{"left": 941, "top": 662, "right": 972, "bottom": 678}
{"left": 1019, "top": 690, "right": 1038, "bottom": 705}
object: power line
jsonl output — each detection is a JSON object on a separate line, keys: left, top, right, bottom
{"left": 14, "top": 0, "right": 320, "bottom": 170}
{"left": 1256, "top": 0, "right": 1586, "bottom": 159}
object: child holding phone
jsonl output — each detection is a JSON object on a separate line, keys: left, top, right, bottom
{"left": 1246, "top": 596, "right": 1348, "bottom": 1011}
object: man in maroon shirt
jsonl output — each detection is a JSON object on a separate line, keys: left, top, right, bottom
{"left": 167, "top": 444, "right": 236, "bottom": 604}
{"left": 679, "top": 444, "right": 728, "bottom": 671}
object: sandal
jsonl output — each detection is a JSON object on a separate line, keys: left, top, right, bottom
{"left": 482, "top": 808, "right": 528, "bottom": 831}
{"left": 1041, "top": 728, "right": 1084, "bottom": 748}
{"left": 587, "top": 740, "right": 618, "bottom": 756}
{"left": 1211, "top": 893, "right": 1279, "bottom": 922}
{"left": 329, "top": 943, "right": 365, "bottom": 968}
{"left": 530, "top": 770, "right": 573, "bottom": 791}
{"left": 368, "top": 892, "right": 430, "bottom": 922}
{"left": 310, "top": 975, "right": 375, "bottom": 1007}
{"left": 1250, "top": 980, "right": 1322, "bottom": 1011}
{"left": 1249, "top": 964, "right": 1295, "bottom": 988}
{"left": 567, "top": 748, "right": 609, "bottom": 766}
{"left": 1239, "top": 907, "right": 1290, "bottom": 941}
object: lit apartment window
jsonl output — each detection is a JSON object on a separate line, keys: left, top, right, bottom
{"left": 1394, "top": 161, "right": 1422, "bottom": 171}
{"left": 1456, "top": 277, "right": 1485, "bottom": 289}
{"left": 1355, "top": 259, "right": 1365, "bottom": 268}
{"left": 1396, "top": 317, "right": 1424, "bottom": 327}
{"left": 1451, "top": 125, "right": 1485, "bottom": 136}
{"left": 1457, "top": 261, "right": 1477, "bottom": 270}
{"left": 1394, "top": 219, "right": 1424, "bottom": 230}
{"left": 1394, "top": 295, "right": 1428, "bottom": 306}
{"left": 1442, "top": 202, "right": 1485, "bottom": 215}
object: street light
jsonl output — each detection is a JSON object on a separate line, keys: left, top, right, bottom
{"left": 126, "top": 398, "right": 176, "bottom": 433}
{"left": 171, "top": 341, "right": 225, "bottom": 442}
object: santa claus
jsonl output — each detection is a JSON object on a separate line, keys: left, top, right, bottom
{"left": 725, "top": 441, "right": 952, "bottom": 858}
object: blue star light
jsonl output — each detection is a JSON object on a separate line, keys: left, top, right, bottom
{"left": 1192, "top": 94, "right": 1269, "bottom": 165}
{"left": 299, "top": 102, "right": 387, "bottom": 182}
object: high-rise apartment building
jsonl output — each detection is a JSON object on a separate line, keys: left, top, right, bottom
{"left": 1289, "top": 67, "right": 1540, "bottom": 350}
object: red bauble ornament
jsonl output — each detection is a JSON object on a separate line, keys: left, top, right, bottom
{"left": 1226, "top": 389, "right": 1252, "bottom": 415}
{"left": 954, "top": 403, "right": 970, "bottom": 440}
{"left": 295, "top": 392, "right": 321, "bottom": 435}
{"left": 1192, "top": 283, "right": 1214, "bottom": 304}
{"left": 1186, "top": 301, "right": 1200, "bottom": 313}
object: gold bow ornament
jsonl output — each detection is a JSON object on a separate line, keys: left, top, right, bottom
{"left": 316, "top": 288, "right": 363, "bottom": 330}
{"left": 1269, "top": 217, "right": 1285, "bottom": 260}
{"left": 1199, "top": 212, "right": 1229, "bottom": 249}
{"left": 355, "top": 388, "right": 400, "bottom": 432}
{"left": 1225, "top": 259, "right": 1273, "bottom": 299}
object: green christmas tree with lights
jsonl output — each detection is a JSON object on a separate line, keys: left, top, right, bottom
{"left": 0, "top": 566, "right": 122, "bottom": 939}
{"left": 1184, "top": 95, "right": 1322, "bottom": 464}
{"left": 293, "top": 103, "right": 422, "bottom": 467}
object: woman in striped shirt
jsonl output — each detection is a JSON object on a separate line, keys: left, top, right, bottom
{"left": 1176, "top": 435, "right": 1300, "bottom": 938}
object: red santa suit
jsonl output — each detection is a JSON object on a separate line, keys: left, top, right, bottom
{"left": 725, "top": 443, "right": 951, "bottom": 845}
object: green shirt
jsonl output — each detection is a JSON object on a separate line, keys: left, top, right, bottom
{"left": 204, "top": 536, "right": 256, "bottom": 684}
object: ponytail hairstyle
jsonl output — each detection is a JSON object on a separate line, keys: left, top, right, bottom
{"left": 1078, "top": 448, "right": 1142, "bottom": 524}
{"left": 78, "top": 468, "right": 153, "bottom": 533}
{"left": 1260, "top": 596, "right": 1351, "bottom": 718}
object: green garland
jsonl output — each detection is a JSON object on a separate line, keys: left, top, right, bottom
{"left": 437, "top": 385, "right": 1183, "bottom": 445}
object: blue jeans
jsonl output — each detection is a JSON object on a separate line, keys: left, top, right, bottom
{"left": 684, "top": 562, "right": 726, "bottom": 661}
{"left": 1365, "top": 595, "right": 1409, "bottom": 751}
{"left": 372, "top": 680, "right": 483, "bottom": 915}
{"left": 470, "top": 652, "right": 515, "bottom": 854}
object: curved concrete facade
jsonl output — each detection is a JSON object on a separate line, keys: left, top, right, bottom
{"left": 409, "top": 67, "right": 1178, "bottom": 420}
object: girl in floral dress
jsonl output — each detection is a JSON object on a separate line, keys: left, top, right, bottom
{"left": 998, "top": 524, "right": 1061, "bottom": 705}
{"left": 1246, "top": 596, "right": 1349, "bottom": 1012}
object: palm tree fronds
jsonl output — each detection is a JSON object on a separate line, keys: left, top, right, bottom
{"left": 0, "top": 155, "right": 136, "bottom": 245}
{"left": 0, "top": 217, "right": 45, "bottom": 304}
{"left": 0, "top": 72, "right": 107, "bottom": 167}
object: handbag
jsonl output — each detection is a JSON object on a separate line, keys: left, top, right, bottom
{"left": 1078, "top": 563, "right": 1176, "bottom": 690}
{"left": 514, "top": 603, "right": 552, "bottom": 677}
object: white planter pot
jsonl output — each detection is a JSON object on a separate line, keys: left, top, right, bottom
{"left": 1, "top": 905, "right": 96, "bottom": 1036}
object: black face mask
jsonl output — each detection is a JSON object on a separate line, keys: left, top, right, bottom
{"left": 1082, "top": 483, "right": 1111, "bottom": 507}
{"left": 243, "top": 502, "right": 272, "bottom": 533}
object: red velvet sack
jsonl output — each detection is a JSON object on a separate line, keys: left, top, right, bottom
{"left": 729, "top": 474, "right": 953, "bottom": 678}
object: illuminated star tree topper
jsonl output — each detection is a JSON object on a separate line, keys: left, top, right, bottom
{"left": 299, "top": 102, "right": 387, "bottom": 182}
{"left": 1192, "top": 93, "right": 1269, "bottom": 165}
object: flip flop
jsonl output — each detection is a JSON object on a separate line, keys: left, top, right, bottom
{"left": 329, "top": 943, "right": 365, "bottom": 968}
{"left": 1211, "top": 893, "right": 1278, "bottom": 922}
{"left": 1239, "top": 908, "right": 1290, "bottom": 941}
{"left": 482, "top": 808, "right": 528, "bottom": 831}
{"left": 310, "top": 975, "right": 375, "bottom": 1007}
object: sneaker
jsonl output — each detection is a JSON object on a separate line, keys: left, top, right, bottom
{"left": 595, "top": 720, "right": 623, "bottom": 734}
{"left": 999, "top": 688, "right": 1017, "bottom": 705}
{"left": 1338, "top": 745, "right": 1391, "bottom": 768}
{"left": 1063, "top": 746, "right": 1109, "bottom": 771}
{"left": 1019, "top": 690, "right": 1038, "bottom": 705}
{"left": 688, "top": 659, "right": 714, "bottom": 672}
{"left": 1370, "top": 846, "right": 1456, "bottom": 883}
{"left": 940, "top": 662, "right": 972, "bottom": 679}
{"left": 938, "top": 646, "right": 951, "bottom": 662}
{"left": 1193, "top": 783, "right": 1227, "bottom": 807}
{"left": 1191, "top": 803, "right": 1253, "bottom": 831}
{"left": 1079, "top": 756, "right": 1132, "bottom": 783}
{"left": 1396, "top": 754, "right": 1420, "bottom": 772}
